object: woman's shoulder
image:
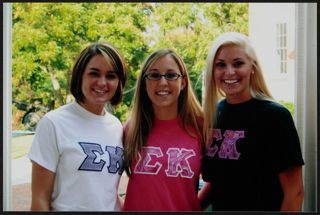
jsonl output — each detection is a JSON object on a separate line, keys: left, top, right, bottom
{"left": 255, "top": 98, "right": 286, "bottom": 110}
{"left": 254, "top": 99, "right": 292, "bottom": 118}
{"left": 44, "top": 102, "right": 74, "bottom": 119}
{"left": 217, "top": 98, "right": 227, "bottom": 108}
{"left": 105, "top": 113, "right": 123, "bottom": 128}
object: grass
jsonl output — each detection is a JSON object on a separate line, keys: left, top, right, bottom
{"left": 12, "top": 135, "right": 34, "bottom": 159}
{"left": 12, "top": 142, "right": 32, "bottom": 159}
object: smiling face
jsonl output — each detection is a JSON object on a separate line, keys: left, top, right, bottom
{"left": 145, "top": 54, "right": 186, "bottom": 119}
{"left": 80, "top": 54, "right": 119, "bottom": 115}
{"left": 213, "top": 44, "right": 254, "bottom": 104}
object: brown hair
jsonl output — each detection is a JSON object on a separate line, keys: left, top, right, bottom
{"left": 124, "top": 49, "right": 204, "bottom": 175}
{"left": 70, "top": 42, "right": 127, "bottom": 106}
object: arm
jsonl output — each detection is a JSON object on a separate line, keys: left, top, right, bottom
{"left": 279, "top": 165, "right": 304, "bottom": 211}
{"left": 30, "top": 161, "right": 55, "bottom": 211}
{"left": 198, "top": 181, "right": 212, "bottom": 210}
{"left": 118, "top": 194, "right": 124, "bottom": 209}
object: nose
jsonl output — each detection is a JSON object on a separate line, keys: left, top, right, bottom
{"left": 97, "top": 77, "right": 107, "bottom": 86}
{"left": 225, "top": 66, "right": 235, "bottom": 75}
{"left": 158, "top": 76, "right": 168, "bottom": 85}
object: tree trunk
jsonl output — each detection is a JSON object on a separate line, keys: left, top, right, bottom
{"left": 48, "top": 67, "right": 65, "bottom": 106}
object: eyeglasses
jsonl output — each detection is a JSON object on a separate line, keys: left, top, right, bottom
{"left": 144, "top": 72, "right": 183, "bottom": 81}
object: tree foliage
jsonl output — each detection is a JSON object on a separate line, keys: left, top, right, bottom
{"left": 12, "top": 2, "right": 248, "bottom": 128}
{"left": 147, "top": 3, "right": 248, "bottom": 102}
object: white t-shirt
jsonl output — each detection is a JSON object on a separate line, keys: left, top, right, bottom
{"left": 28, "top": 102, "right": 123, "bottom": 211}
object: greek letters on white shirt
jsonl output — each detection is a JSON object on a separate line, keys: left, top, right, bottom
{"left": 134, "top": 146, "right": 196, "bottom": 178}
{"left": 78, "top": 142, "right": 124, "bottom": 174}
{"left": 206, "top": 129, "right": 244, "bottom": 160}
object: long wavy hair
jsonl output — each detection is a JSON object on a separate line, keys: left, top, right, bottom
{"left": 124, "top": 49, "right": 204, "bottom": 175}
{"left": 203, "top": 32, "right": 273, "bottom": 146}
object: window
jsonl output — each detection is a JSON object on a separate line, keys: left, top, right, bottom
{"left": 276, "top": 23, "right": 287, "bottom": 73}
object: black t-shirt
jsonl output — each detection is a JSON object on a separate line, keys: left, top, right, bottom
{"left": 202, "top": 98, "right": 304, "bottom": 211}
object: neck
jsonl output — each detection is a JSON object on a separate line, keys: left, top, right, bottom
{"left": 226, "top": 94, "right": 252, "bottom": 104}
{"left": 153, "top": 108, "right": 178, "bottom": 120}
{"left": 79, "top": 102, "right": 105, "bottom": 116}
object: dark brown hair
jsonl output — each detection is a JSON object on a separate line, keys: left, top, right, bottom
{"left": 70, "top": 42, "right": 127, "bottom": 106}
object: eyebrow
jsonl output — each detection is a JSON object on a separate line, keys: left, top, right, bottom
{"left": 233, "top": 58, "right": 243, "bottom": 61}
{"left": 89, "top": 67, "right": 100, "bottom": 71}
{"left": 215, "top": 57, "right": 243, "bottom": 62}
{"left": 215, "top": 59, "right": 224, "bottom": 62}
{"left": 149, "top": 68, "right": 177, "bottom": 72}
{"left": 89, "top": 67, "right": 116, "bottom": 73}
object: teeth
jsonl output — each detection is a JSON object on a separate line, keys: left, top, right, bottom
{"left": 95, "top": 89, "right": 106, "bottom": 94}
{"left": 157, "top": 91, "right": 169, "bottom": 95}
{"left": 224, "top": 80, "right": 237, "bottom": 84}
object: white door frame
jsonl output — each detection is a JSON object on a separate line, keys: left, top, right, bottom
{"left": 3, "top": 2, "right": 13, "bottom": 211}
{"left": 295, "top": 3, "right": 317, "bottom": 212}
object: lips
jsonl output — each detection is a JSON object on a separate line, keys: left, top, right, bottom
{"left": 223, "top": 79, "right": 239, "bottom": 84}
{"left": 93, "top": 89, "right": 107, "bottom": 94}
{"left": 156, "top": 91, "right": 170, "bottom": 96}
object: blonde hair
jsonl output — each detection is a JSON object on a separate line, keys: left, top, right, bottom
{"left": 203, "top": 32, "right": 273, "bottom": 146}
{"left": 124, "top": 49, "right": 204, "bottom": 175}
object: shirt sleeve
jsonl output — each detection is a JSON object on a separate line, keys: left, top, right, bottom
{"left": 268, "top": 105, "right": 304, "bottom": 174}
{"left": 28, "top": 116, "right": 60, "bottom": 173}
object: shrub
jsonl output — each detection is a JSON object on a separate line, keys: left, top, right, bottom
{"left": 278, "top": 100, "right": 294, "bottom": 117}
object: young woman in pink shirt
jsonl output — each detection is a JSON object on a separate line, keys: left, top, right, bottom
{"left": 123, "top": 49, "right": 204, "bottom": 211}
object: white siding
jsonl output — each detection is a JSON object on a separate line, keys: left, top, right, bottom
{"left": 249, "top": 3, "right": 295, "bottom": 102}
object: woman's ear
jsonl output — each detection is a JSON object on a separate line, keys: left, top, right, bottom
{"left": 251, "top": 64, "right": 256, "bottom": 75}
{"left": 181, "top": 76, "right": 187, "bottom": 90}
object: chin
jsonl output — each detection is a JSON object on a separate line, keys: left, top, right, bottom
{"left": 93, "top": 99, "right": 110, "bottom": 105}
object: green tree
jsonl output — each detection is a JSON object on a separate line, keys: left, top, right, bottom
{"left": 145, "top": 3, "right": 248, "bottom": 102}
{"left": 12, "top": 3, "right": 151, "bottom": 127}
{"left": 12, "top": 3, "right": 248, "bottom": 128}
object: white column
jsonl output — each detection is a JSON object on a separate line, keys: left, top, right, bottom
{"left": 3, "top": 3, "right": 13, "bottom": 211}
{"left": 295, "top": 3, "right": 317, "bottom": 212}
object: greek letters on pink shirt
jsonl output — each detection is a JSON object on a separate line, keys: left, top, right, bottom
{"left": 134, "top": 146, "right": 195, "bottom": 178}
{"left": 206, "top": 128, "right": 244, "bottom": 160}
{"left": 123, "top": 118, "right": 202, "bottom": 211}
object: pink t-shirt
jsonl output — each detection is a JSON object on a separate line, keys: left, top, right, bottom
{"left": 123, "top": 118, "right": 202, "bottom": 211}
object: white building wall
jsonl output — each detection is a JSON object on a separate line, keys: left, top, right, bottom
{"left": 249, "top": 3, "right": 295, "bottom": 102}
